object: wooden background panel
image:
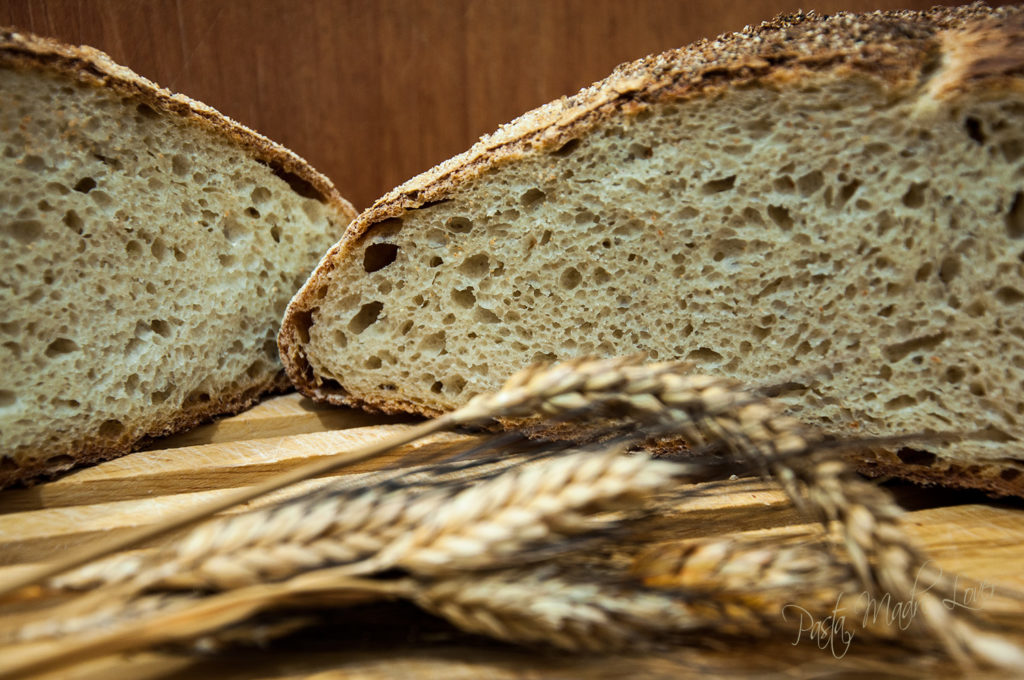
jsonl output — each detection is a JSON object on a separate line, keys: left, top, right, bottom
{"left": 0, "top": 0, "right": 1013, "bottom": 210}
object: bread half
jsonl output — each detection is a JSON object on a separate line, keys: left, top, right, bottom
{"left": 281, "top": 5, "right": 1024, "bottom": 497}
{"left": 0, "top": 29, "right": 357, "bottom": 486}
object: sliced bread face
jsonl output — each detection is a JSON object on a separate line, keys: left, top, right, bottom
{"left": 281, "top": 5, "right": 1024, "bottom": 497}
{"left": 0, "top": 30, "right": 357, "bottom": 486}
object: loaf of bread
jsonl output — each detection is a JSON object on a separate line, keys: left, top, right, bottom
{"left": 0, "top": 29, "right": 357, "bottom": 486}
{"left": 280, "top": 5, "right": 1024, "bottom": 497}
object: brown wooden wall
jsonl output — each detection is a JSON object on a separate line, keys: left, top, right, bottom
{"left": 0, "top": 1, "right": 1011, "bottom": 211}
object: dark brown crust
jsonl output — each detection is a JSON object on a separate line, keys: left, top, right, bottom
{"left": 854, "top": 449, "right": 1024, "bottom": 499}
{"left": 279, "top": 4, "right": 1024, "bottom": 495}
{"left": 0, "top": 28, "right": 358, "bottom": 486}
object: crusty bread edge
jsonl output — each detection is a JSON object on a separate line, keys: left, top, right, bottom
{"left": 279, "top": 5, "right": 1024, "bottom": 496}
{"left": 0, "top": 27, "right": 359, "bottom": 486}
{"left": 0, "top": 373, "right": 291, "bottom": 488}
{"left": 0, "top": 27, "right": 358, "bottom": 219}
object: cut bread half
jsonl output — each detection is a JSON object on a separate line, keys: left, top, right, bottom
{"left": 0, "top": 29, "right": 357, "bottom": 486}
{"left": 281, "top": 4, "right": 1024, "bottom": 497}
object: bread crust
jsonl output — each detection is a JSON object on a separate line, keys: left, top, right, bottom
{"left": 279, "top": 4, "right": 1024, "bottom": 495}
{"left": 0, "top": 373, "right": 290, "bottom": 488}
{"left": 0, "top": 27, "right": 357, "bottom": 216}
{"left": 0, "top": 28, "right": 358, "bottom": 486}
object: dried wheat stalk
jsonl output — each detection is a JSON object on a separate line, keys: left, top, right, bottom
{"left": 1, "top": 356, "right": 1021, "bottom": 675}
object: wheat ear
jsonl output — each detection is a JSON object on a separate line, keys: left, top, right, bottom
{"left": 0, "top": 355, "right": 790, "bottom": 598}
{"left": 0, "top": 570, "right": 402, "bottom": 680}
{"left": 796, "top": 456, "right": 1024, "bottom": 669}
{"left": 412, "top": 564, "right": 776, "bottom": 652}
{"left": 632, "top": 537, "right": 856, "bottom": 596}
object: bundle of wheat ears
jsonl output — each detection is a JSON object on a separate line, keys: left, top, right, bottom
{"left": 0, "top": 356, "right": 1021, "bottom": 678}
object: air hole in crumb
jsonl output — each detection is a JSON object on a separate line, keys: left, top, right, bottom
{"left": 474, "top": 307, "right": 500, "bottom": 323}
{"left": 767, "top": 205, "right": 793, "bottom": 230}
{"left": 73, "top": 177, "right": 97, "bottom": 193}
{"left": 98, "top": 419, "right": 126, "bottom": 438}
{"left": 222, "top": 217, "right": 245, "bottom": 243}
{"left": 901, "top": 182, "right": 927, "bottom": 209}
{"left": 446, "top": 217, "right": 472, "bottom": 233}
{"left": 0, "top": 390, "right": 15, "bottom": 407}
{"left": 701, "top": 175, "right": 736, "bottom": 194}
{"left": 964, "top": 116, "right": 986, "bottom": 144}
{"left": 429, "top": 256, "right": 443, "bottom": 267}
{"left": 945, "top": 366, "right": 965, "bottom": 383}
{"left": 628, "top": 142, "right": 653, "bottom": 159}
{"left": 420, "top": 331, "right": 446, "bottom": 354}
{"left": 447, "top": 376, "right": 467, "bottom": 395}
{"left": 882, "top": 332, "right": 946, "bottom": 363}
{"left": 45, "top": 338, "right": 80, "bottom": 357}
{"left": 363, "top": 243, "right": 400, "bottom": 273}
{"left": 452, "top": 288, "right": 476, "bottom": 308}
{"left": 996, "top": 287, "right": 1024, "bottom": 305}
{"left": 796, "top": 171, "right": 823, "bottom": 196}
{"left": 258, "top": 160, "right": 326, "bottom": 202}
{"left": 251, "top": 187, "right": 271, "bottom": 204}
{"left": 63, "top": 210, "right": 84, "bottom": 234}
{"left": 896, "top": 448, "right": 936, "bottom": 466}
{"left": 5, "top": 220, "right": 43, "bottom": 243}
{"left": 552, "top": 138, "right": 580, "bottom": 156}
{"left": 151, "top": 386, "right": 174, "bottom": 404}
{"left": 270, "top": 225, "right": 282, "bottom": 243}
{"left": 459, "top": 253, "right": 490, "bottom": 278}
{"left": 150, "top": 319, "right": 171, "bottom": 337}
{"left": 136, "top": 103, "right": 158, "bottom": 118}
{"left": 1006, "top": 192, "right": 1024, "bottom": 239}
{"left": 939, "top": 255, "right": 960, "bottom": 283}
{"left": 1001, "top": 468, "right": 1022, "bottom": 481}
{"left": 521, "top": 188, "right": 545, "bottom": 207}
{"left": 773, "top": 176, "right": 795, "bottom": 193}
{"left": 348, "top": 301, "right": 384, "bottom": 335}
{"left": 365, "top": 356, "right": 382, "bottom": 369}
{"left": 245, "top": 207, "right": 260, "bottom": 219}
{"left": 686, "top": 347, "right": 723, "bottom": 363}
{"left": 885, "top": 395, "right": 917, "bottom": 410}
{"left": 560, "top": 267, "right": 582, "bottom": 290}
{"left": 171, "top": 155, "right": 190, "bottom": 176}
{"left": 431, "top": 380, "right": 443, "bottom": 393}
{"left": 22, "top": 155, "right": 45, "bottom": 172}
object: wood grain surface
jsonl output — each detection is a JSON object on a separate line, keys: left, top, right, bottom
{"left": 0, "top": 0, "right": 1013, "bottom": 210}
{"left": 1, "top": 394, "right": 1022, "bottom": 678}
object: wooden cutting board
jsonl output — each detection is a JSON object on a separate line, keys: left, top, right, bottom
{"left": 1, "top": 393, "right": 1022, "bottom": 679}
